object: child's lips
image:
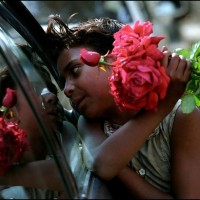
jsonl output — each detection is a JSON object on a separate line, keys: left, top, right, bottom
{"left": 71, "top": 96, "right": 85, "bottom": 110}
{"left": 45, "top": 108, "right": 59, "bottom": 117}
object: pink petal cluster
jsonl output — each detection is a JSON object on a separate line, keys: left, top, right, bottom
{"left": 109, "top": 20, "right": 170, "bottom": 111}
{"left": 80, "top": 48, "right": 101, "bottom": 66}
{"left": 2, "top": 88, "right": 17, "bottom": 108}
{"left": 0, "top": 117, "right": 29, "bottom": 175}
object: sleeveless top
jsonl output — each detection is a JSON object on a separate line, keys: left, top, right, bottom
{"left": 104, "top": 101, "right": 181, "bottom": 193}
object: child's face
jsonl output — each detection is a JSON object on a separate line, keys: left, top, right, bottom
{"left": 41, "top": 88, "right": 64, "bottom": 130}
{"left": 13, "top": 85, "right": 62, "bottom": 137}
{"left": 57, "top": 47, "right": 116, "bottom": 119}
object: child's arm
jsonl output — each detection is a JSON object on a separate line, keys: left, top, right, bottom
{"left": 78, "top": 51, "right": 191, "bottom": 180}
{"left": 0, "top": 121, "right": 80, "bottom": 199}
{"left": 113, "top": 104, "right": 200, "bottom": 199}
{"left": 0, "top": 160, "right": 70, "bottom": 198}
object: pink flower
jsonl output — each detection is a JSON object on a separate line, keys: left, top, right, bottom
{"left": 2, "top": 88, "right": 17, "bottom": 108}
{"left": 80, "top": 48, "right": 112, "bottom": 71}
{"left": 110, "top": 64, "right": 170, "bottom": 111}
{"left": 80, "top": 48, "right": 101, "bottom": 66}
{"left": 109, "top": 20, "right": 170, "bottom": 111}
{"left": 0, "top": 117, "right": 29, "bottom": 175}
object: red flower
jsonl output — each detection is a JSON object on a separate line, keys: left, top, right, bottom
{"left": 109, "top": 20, "right": 170, "bottom": 111}
{"left": 2, "top": 88, "right": 17, "bottom": 108}
{"left": 80, "top": 48, "right": 101, "bottom": 66}
{"left": 110, "top": 64, "right": 169, "bottom": 111}
{"left": 0, "top": 117, "right": 29, "bottom": 175}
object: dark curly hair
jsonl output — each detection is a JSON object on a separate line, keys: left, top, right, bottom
{"left": 46, "top": 15, "right": 124, "bottom": 60}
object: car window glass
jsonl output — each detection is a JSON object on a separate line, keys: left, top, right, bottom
{"left": 0, "top": 22, "right": 79, "bottom": 198}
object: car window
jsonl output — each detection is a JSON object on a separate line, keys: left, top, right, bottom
{"left": 0, "top": 24, "right": 81, "bottom": 198}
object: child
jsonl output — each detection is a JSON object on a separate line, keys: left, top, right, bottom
{"left": 46, "top": 16, "right": 200, "bottom": 198}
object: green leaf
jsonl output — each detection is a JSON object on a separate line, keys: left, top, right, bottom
{"left": 190, "top": 73, "right": 200, "bottom": 80}
{"left": 191, "top": 60, "right": 200, "bottom": 72}
{"left": 185, "top": 79, "right": 199, "bottom": 93}
{"left": 175, "top": 40, "right": 200, "bottom": 113}
{"left": 194, "top": 81, "right": 200, "bottom": 96}
{"left": 181, "top": 94, "right": 196, "bottom": 113}
{"left": 194, "top": 95, "right": 200, "bottom": 107}
{"left": 174, "top": 48, "right": 190, "bottom": 59}
{"left": 190, "top": 42, "right": 200, "bottom": 60}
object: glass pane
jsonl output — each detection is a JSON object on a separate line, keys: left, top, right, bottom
{"left": 0, "top": 20, "right": 83, "bottom": 199}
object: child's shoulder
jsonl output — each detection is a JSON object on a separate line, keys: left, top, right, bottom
{"left": 149, "top": 100, "right": 182, "bottom": 139}
{"left": 172, "top": 101, "right": 200, "bottom": 139}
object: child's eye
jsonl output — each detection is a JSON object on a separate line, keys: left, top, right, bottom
{"left": 72, "top": 66, "right": 79, "bottom": 74}
{"left": 70, "top": 65, "right": 81, "bottom": 76}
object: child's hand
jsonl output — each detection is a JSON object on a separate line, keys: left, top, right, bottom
{"left": 161, "top": 46, "right": 191, "bottom": 99}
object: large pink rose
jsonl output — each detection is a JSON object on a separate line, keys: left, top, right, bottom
{"left": 110, "top": 63, "right": 170, "bottom": 111}
{"left": 109, "top": 20, "right": 169, "bottom": 111}
{"left": 133, "top": 20, "right": 153, "bottom": 37}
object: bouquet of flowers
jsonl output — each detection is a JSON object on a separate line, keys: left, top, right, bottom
{"left": 174, "top": 43, "right": 200, "bottom": 113}
{"left": 80, "top": 20, "right": 199, "bottom": 113}
{"left": 0, "top": 88, "right": 29, "bottom": 175}
{"left": 108, "top": 21, "right": 170, "bottom": 111}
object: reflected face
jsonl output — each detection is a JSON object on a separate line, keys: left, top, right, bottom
{"left": 57, "top": 47, "right": 116, "bottom": 119}
{"left": 41, "top": 88, "right": 64, "bottom": 130}
{"left": 11, "top": 85, "right": 64, "bottom": 136}
{"left": 13, "top": 86, "right": 45, "bottom": 139}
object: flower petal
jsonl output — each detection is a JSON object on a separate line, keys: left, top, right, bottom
{"left": 80, "top": 48, "right": 101, "bottom": 66}
{"left": 2, "top": 88, "right": 17, "bottom": 108}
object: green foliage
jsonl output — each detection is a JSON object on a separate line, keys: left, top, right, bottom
{"left": 181, "top": 94, "right": 196, "bottom": 113}
{"left": 174, "top": 42, "right": 200, "bottom": 113}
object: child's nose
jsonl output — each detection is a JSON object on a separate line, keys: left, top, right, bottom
{"left": 64, "top": 81, "right": 75, "bottom": 98}
{"left": 41, "top": 88, "right": 58, "bottom": 105}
